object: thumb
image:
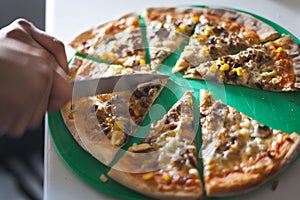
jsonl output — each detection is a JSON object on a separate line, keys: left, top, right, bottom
{"left": 47, "top": 68, "right": 72, "bottom": 112}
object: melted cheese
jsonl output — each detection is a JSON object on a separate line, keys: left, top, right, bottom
{"left": 156, "top": 127, "right": 185, "bottom": 163}
{"left": 200, "top": 90, "right": 283, "bottom": 177}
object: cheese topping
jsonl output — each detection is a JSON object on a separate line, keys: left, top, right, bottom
{"left": 89, "top": 26, "right": 145, "bottom": 67}
{"left": 186, "top": 36, "right": 297, "bottom": 91}
{"left": 200, "top": 90, "right": 295, "bottom": 179}
{"left": 128, "top": 92, "right": 201, "bottom": 190}
{"left": 174, "top": 14, "right": 256, "bottom": 71}
{"left": 146, "top": 10, "right": 202, "bottom": 69}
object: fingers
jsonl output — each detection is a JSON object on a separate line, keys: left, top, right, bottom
{"left": 20, "top": 19, "right": 69, "bottom": 73}
{"left": 1, "top": 19, "right": 69, "bottom": 73}
{"left": 47, "top": 70, "right": 73, "bottom": 112}
{"left": 0, "top": 19, "right": 72, "bottom": 136}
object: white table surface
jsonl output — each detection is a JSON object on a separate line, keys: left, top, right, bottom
{"left": 44, "top": 0, "right": 300, "bottom": 199}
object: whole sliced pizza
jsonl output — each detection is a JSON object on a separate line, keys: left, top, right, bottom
{"left": 53, "top": 5, "right": 300, "bottom": 200}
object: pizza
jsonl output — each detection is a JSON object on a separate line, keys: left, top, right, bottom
{"left": 184, "top": 35, "right": 300, "bottom": 91}
{"left": 69, "top": 13, "right": 147, "bottom": 68}
{"left": 143, "top": 7, "right": 204, "bottom": 70}
{"left": 108, "top": 91, "right": 203, "bottom": 199}
{"left": 55, "top": 6, "right": 300, "bottom": 200}
{"left": 61, "top": 78, "right": 167, "bottom": 165}
{"left": 172, "top": 7, "right": 279, "bottom": 73}
{"left": 200, "top": 89, "right": 300, "bottom": 197}
{"left": 68, "top": 56, "right": 151, "bottom": 80}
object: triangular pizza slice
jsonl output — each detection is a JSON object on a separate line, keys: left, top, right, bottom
{"left": 200, "top": 89, "right": 300, "bottom": 197}
{"left": 172, "top": 7, "right": 279, "bottom": 73}
{"left": 69, "top": 13, "right": 147, "bottom": 68}
{"left": 61, "top": 78, "right": 167, "bottom": 165}
{"left": 68, "top": 56, "right": 151, "bottom": 80}
{"left": 185, "top": 35, "right": 300, "bottom": 91}
{"left": 143, "top": 7, "right": 204, "bottom": 70}
{"left": 108, "top": 91, "right": 203, "bottom": 199}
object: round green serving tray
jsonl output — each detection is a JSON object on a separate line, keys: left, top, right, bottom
{"left": 48, "top": 5, "right": 300, "bottom": 200}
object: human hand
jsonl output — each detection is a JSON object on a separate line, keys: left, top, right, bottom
{"left": 0, "top": 19, "right": 72, "bottom": 137}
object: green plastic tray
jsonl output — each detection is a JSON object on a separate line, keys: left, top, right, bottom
{"left": 48, "top": 6, "right": 300, "bottom": 200}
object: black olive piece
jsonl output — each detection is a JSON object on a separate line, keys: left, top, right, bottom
{"left": 233, "top": 62, "right": 242, "bottom": 68}
{"left": 212, "top": 26, "right": 225, "bottom": 35}
{"left": 208, "top": 36, "right": 215, "bottom": 44}
{"left": 90, "top": 105, "right": 98, "bottom": 113}
{"left": 70, "top": 104, "right": 75, "bottom": 110}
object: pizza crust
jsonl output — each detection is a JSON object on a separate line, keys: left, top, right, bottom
{"left": 69, "top": 13, "right": 139, "bottom": 53}
{"left": 206, "top": 7, "right": 279, "bottom": 42}
{"left": 61, "top": 98, "right": 120, "bottom": 165}
{"left": 206, "top": 134, "right": 300, "bottom": 197}
{"left": 144, "top": 7, "right": 205, "bottom": 17}
{"left": 277, "top": 35, "right": 300, "bottom": 90}
{"left": 200, "top": 89, "right": 300, "bottom": 197}
{"left": 61, "top": 101, "right": 87, "bottom": 151}
{"left": 143, "top": 7, "right": 204, "bottom": 70}
{"left": 61, "top": 78, "right": 168, "bottom": 165}
{"left": 62, "top": 6, "right": 300, "bottom": 199}
{"left": 108, "top": 168, "right": 202, "bottom": 200}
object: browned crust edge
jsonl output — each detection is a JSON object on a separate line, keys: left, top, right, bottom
{"left": 280, "top": 35, "right": 300, "bottom": 90}
{"left": 60, "top": 101, "right": 88, "bottom": 151}
{"left": 60, "top": 78, "right": 168, "bottom": 166}
{"left": 108, "top": 168, "right": 202, "bottom": 200}
{"left": 69, "top": 12, "right": 139, "bottom": 52}
{"left": 60, "top": 98, "right": 120, "bottom": 165}
{"left": 205, "top": 134, "right": 300, "bottom": 197}
{"left": 200, "top": 89, "right": 300, "bottom": 197}
{"left": 143, "top": 7, "right": 205, "bottom": 19}
{"left": 205, "top": 7, "right": 279, "bottom": 42}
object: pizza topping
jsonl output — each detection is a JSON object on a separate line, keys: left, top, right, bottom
{"left": 142, "top": 172, "right": 154, "bottom": 181}
{"left": 200, "top": 89, "right": 300, "bottom": 195}
{"left": 185, "top": 35, "right": 300, "bottom": 91}
{"left": 144, "top": 7, "right": 204, "bottom": 70}
{"left": 173, "top": 14, "right": 255, "bottom": 72}
{"left": 129, "top": 143, "right": 152, "bottom": 152}
{"left": 129, "top": 83, "right": 163, "bottom": 124}
{"left": 116, "top": 91, "right": 201, "bottom": 193}
{"left": 69, "top": 13, "right": 147, "bottom": 68}
{"left": 99, "top": 174, "right": 108, "bottom": 183}
{"left": 65, "top": 7, "right": 300, "bottom": 199}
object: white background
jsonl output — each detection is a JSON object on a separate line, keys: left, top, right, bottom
{"left": 45, "top": 0, "right": 300, "bottom": 199}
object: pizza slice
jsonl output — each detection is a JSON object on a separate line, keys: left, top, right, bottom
{"left": 200, "top": 89, "right": 300, "bottom": 197}
{"left": 185, "top": 35, "right": 300, "bottom": 91}
{"left": 108, "top": 91, "right": 203, "bottom": 199}
{"left": 172, "top": 7, "right": 279, "bottom": 73}
{"left": 68, "top": 56, "right": 151, "bottom": 80}
{"left": 143, "top": 7, "right": 205, "bottom": 70}
{"left": 69, "top": 13, "right": 147, "bottom": 68}
{"left": 61, "top": 78, "right": 167, "bottom": 165}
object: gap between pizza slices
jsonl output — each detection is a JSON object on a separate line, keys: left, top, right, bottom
{"left": 185, "top": 35, "right": 300, "bottom": 91}
{"left": 143, "top": 7, "right": 205, "bottom": 70}
{"left": 172, "top": 7, "right": 279, "bottom": 73}
{"left": 108, "top": 91, "right": 203, "bottom": 200}
{"left": 200, "top": 89, "right": 300, "bottom": 197}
